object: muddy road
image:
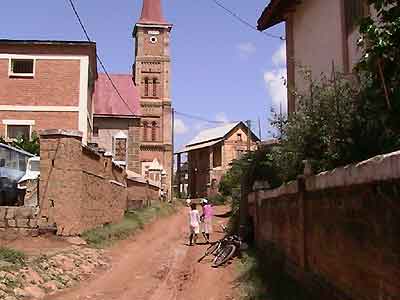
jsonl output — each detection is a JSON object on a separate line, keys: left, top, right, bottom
{"left": 46, "top": 206, "right": 239, "bottom": 300}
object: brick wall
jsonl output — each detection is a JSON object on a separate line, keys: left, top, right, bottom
{"left": 126, "top": 178, "right": 160, "bottom": 210}
{"left": 39, "top": 129, "right": 127, "bottom": 236}
{"left": 250, "top": 151, "right": 400, "bottom": 300}
{"left": 128, "top": 119, "right": 141, "bottom": 174}
{"left": 0, "top": 206, "right": 39, "bottom": 239}
{"left": 0, "top": 111, "right": 78, "bottom": 137}
{"left": 0, "top": 59, "right": 80, "bottom": 106}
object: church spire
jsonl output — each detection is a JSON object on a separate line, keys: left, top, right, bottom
{"left": 138, "top": 0, "right": 168, "bottom": 25}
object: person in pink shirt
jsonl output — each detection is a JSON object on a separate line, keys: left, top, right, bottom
{"left": 201, "top": 199, "right": 213, "bottom": 243}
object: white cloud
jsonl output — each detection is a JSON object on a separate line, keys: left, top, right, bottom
{"left": 215, "top": 112, "right": 229, "bottom": 123}
{"left": 237, "top": 42, "right": 256, "bottom": 59}
{"left": 263, "top": 68, "right": 287, "bottom": 113}
{"left": 272, "top": 43, "right": 286, "bottom": 66}
{"left": 174, "top": 118, "right": 188, "bottom": 135}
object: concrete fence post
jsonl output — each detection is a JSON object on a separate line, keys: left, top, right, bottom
{"left": 297, "top": 175, "right": 308, "bottom": 270}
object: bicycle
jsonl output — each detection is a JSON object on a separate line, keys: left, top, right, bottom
{"left": 197, "top": 225, "right": 245, "bottom": 268}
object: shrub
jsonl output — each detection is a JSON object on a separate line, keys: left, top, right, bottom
{"left": 208, "top": 193, "right": 226, "bottom": 205}
{"left": 0, "top": 131, "right": 40, "bottom": 156}
{"left": 0, "top": 247, "right": 26, "bottom": 266}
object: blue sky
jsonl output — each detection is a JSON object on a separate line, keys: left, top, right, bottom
{"left": 0, "top": 0, "right": 286, "bottom": 149}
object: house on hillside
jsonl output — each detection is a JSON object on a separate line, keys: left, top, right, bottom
{"left": 257, "top": 0, "right": 369, "bottom": 113}
{"left": 179, "top": 122, "right": 259, "bottom": 198}
{"left": 0, "top": 40, "right": 98, "bottom": 144}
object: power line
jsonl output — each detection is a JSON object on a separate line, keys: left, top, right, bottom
{"left": 175, "top": 110, "right": 259, "bottom": 127}
{"left": 66, "top": 0, "right": 137, "bottom": 116}
{"left": 210, "top": 0, "right": 285, "bottom": 40}
{"left": 175, "top": 111, "right": 234, "bottom": 124}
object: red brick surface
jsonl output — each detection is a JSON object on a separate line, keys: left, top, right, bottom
{"left": 0, "top": 59, "right": 80, "bottom": 106}
{"left": 0, "top": 111, "right": 78, "bottom": 137}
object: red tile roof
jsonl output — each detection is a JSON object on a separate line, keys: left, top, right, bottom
{"left": 94, "top": 73, "right": 141, "bottom": 117}
{"left": 138, "top": 0, "right": 168, "bottom": 25}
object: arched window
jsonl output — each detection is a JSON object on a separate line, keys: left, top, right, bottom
{"left": 152, "top": 78, "right": 157, "bottom": 97}
{"left": 144, "top": 78, "right": 149, "bottom": 97}
{"left": 143, "top": 121, "right": 148, "bottom": 141}
{"left": 151, "top": 122, "right": 157, "bottom": 141}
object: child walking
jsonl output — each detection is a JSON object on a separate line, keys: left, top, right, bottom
{"left": 188, "top": 203, "right": 201, "bottom": 246}
{"left": 201, "top": 199, "right": 214, "bottom": 243}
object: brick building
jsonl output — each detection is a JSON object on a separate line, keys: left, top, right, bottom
{"left": 0, "top": 0, "right": 173, "bottom": 198}
{"left": 92, "top": 0, "right": 173, "bottom": 196}
{"left": 181, "top": 122, "right": 259, "bottom": 198}
{"left": 0, "top": 40, "right": 97, "bottom": 144}
{"left": 134, "top": 0, "right": 173, "bottom": 196}
{"left": 257, "top": 0, "right": 369, "bottom": 113}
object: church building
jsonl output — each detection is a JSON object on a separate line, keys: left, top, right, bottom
{"left": 93, "top": 0, "right": 173, "bottom": 197}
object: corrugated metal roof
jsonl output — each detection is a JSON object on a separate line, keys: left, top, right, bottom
{"left": 94, "top": 73, "right": 141, "bottom": 117}
{"left": 184, "top": 139, "right": 223, "bottom": 153}
{"left": 0, "top": 143, "right": 35, "bottom": 157}
{"left": 186, "top": 123, "right": 238, "bottom": 146}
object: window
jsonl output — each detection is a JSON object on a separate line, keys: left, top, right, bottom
{"left": 153, "top": 78, "right": 157, "bottom": 97}
{"left": 237, "top": 133, "right": 242, "bottom": 141}
{"left": 114, "top": 138, "right": 127, "bottom": 162}
{"left": 7, "top": 125, "right": 30, "bottom": 140}
{"left": 29, "top": 160, "right": 40, "bottom": 172}
{"left": 112, "top": 131, "right": 128, "bottom": 163}
{"left": 237, "top": 150, "right": 246, "bottom": 159}
{"left": 10, "top": 59, "right": 34, "bottom": 76}
{"left": 144, "top": 78, "right": 149, "bottom": 97}
{"left": 345, "top": 0, "right": 368, "bottom": 33}
{"left": 143, "top": 121, "right": 148, "bottom": 141}
{"left": 93, "top": 127, "right": 99, "bottom": 137}
{"left": 151, "top": 122, "right": 157, "bottom": 141}
{"left": 213, "top": 145, "right": 222, "bottom": 167}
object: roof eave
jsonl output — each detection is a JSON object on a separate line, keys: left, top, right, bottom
{"left": 257, "top": 0, "right": 294, "bottom": 31}
{"left": 94, "top": 114, "right": 140, "bottom": 119}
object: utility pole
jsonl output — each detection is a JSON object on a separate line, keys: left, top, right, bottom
{"left": 257, "top": 117, "right": 262, "bottom": 141}
{"left": 240, "top": 119, "right": 252, "bottom": 239}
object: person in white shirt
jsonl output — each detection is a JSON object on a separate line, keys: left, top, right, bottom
{"left": 188, "top": 203, "right": 201, "bottom": 246}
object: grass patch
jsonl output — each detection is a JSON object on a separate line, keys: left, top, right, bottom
{"left": 237, "top": 249, "right": 311, "bottom": 300}
{"left": 0, "top": 247, "right": 26, "bottom": 270}
{"left": 82, "top": 202, "right": 178, "bottom": 248}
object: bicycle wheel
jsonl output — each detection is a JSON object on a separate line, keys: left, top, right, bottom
{"left": 206, "top": 242, "right": 220, "bottom": 256}
{"left": 198, "top": 241, "right": 221, "bottom": 263}
{"left": 212, "top": 244, "right": 236, "bottom": 268}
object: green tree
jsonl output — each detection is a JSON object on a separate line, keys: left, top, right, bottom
{"left": 0, "top": 132, "right": 40, "bottom": 156}
{"left": 355, "top": 0, "right": 400, "bottom": 154}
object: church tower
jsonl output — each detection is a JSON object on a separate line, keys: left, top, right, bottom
{"left": 133, "top": 0, "right": 173, "bottom": 197}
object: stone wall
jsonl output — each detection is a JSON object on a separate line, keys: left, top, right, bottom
{"left": 39, "top": 129, "right": 127, "bottom": 236}
{"left": 249, "top": 150, "right": 400, "bottom": 300}
{"left": 0, "top": 206, "right": 39, "bottom": 239}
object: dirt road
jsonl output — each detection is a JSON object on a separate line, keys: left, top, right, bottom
{"left": 46, "top": 206, "right": 239, "bottom": 300}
